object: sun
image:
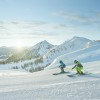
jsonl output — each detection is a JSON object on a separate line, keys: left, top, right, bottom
{"left": 14, "top": 40, "right": 24, "bottom": 50}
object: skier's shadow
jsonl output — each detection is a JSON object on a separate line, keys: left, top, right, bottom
{"left": 76, "top": 73, "right": 100, "bottom": 79}
{"left": 67, "top": 73, "right": 100, "bottom": 79}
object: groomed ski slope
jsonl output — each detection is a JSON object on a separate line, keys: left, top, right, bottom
{"left": 0, "top": 61, "right": 100, "bottom": 100}
{"left": 46, "top": 44, "right": 100, "bottom": 69}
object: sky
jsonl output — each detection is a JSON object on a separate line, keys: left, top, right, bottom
{"left": 0, "top": 0, "right": 100, "bottom": 47}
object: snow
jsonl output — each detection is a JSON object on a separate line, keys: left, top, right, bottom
{"left": 0, "top": 61, "right": 100, "bottom": 100}
{"left": 0, "top": 36, "right": 99, "bottom": 71}
{"left": 29, "top": 40, "right": 54, "bottom": 56}
{"left": 46, "top": 44, "right": 100, "bottom": 69}
{"left": 0, "top": 70, "right": 28, "bottom": 77}
{"left": 0, "top": 36, "right": 100, "bottom": 100}
{"left": 0, "top": 59, "right": 35, "bottom": 70}
{"left": 43, "top": 36, "right": 100, "bottom": 66}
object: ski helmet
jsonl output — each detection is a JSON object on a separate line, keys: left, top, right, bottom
{"left": 59, "top": 60, "right": 62, "bottom": 63}
{"left": 74, "top": 60, "right": 78, "bottom": 63}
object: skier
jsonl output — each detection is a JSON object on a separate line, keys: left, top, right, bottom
{"left": 72, "top": 60, "right": 83, "bottom": 75}
{"left": 59, "top": 60, "right": 66, "bottom": 73}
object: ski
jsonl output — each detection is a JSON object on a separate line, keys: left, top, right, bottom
{"left": 67, "top": 72, "right": 92, "bottom": 77}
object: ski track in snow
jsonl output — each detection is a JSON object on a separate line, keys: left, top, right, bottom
{"left": 0, "top": 61, "right": 100, "bottom": 100}
{"left": 0, "top": 79, "right": 100, "bottom": 100}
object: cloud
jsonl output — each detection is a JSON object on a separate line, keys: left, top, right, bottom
{"left": 0, "top": 25, "right": 7, "bottom": 30}
{"left": 52, "top": 11, "right": 87, "bottom": 22}
{"left": 0, "top": 21, "right": 69, "bottom": 40}
{"left": 0, "top": 21, "right": 99, "bottom": 46}
{"left": 52, "top": 11, "right": 100, "bottom": 25}
{"left": 0, "top": 21, "right": 75, "bottom": 36}
{"left": 0, "top": 21, "right": 95, "bottom": 43}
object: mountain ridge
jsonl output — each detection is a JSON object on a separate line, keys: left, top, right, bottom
{"left": 0, "top": 36, "right": 100, "bottom": 72}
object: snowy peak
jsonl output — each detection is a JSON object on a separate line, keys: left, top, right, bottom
{"left": 24, "top": 40, "right": 54, "bottom": 59}
{"left": 32, "top": 40, "right": 53, "bottom": 49}
{"left": 43, "top": 36, "right": 99, "bottom": 65}
{"left": 40, "top": 40, "right": 50, "bottom": 44}
{"left": 72, "top": 36, "right": 91, "bottom": 41}
{"left": 62, "top": 36, "right": 92, "bottom": 47}
{"left": 71, "top": 36, "right": 92, "bottom": 45}
{"left": 1, "top": 36, "right": 100, "bottom": 73}
{"left": 65, "top": 36, "right": 92, "bottom": 43}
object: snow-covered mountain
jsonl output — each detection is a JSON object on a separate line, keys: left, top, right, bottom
{"left": 0, "top": 36, "right": 100, "bottom": 72}
{"left": 14, "top": 40, "right": 54, "bottom": 72}
{"left": 0, "top": 46, "right": 15, "bottom": 60}
{"left": 0, "top": 46, "right": 12, "bottom": 56}
{"left": 23, "top": 40, "right": 54, "bottom": 59}
{"left": 43, "top": 36, "right": 99, "bottom": 65}
{"left": 46, "top": 44, "right": 100, "bottom": 69}
{"left": 22, "top": 36, "right": 100, "bottom": 71}
{"left": 0, "top": 40, "right": 54, "bottom": 72}
{"left": 1, "top": 40, "right": 54, "bottom": 63}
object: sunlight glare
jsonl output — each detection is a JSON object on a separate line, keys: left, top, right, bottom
{"left": 14, "top": 39, "right": 24, "bottom": 50}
